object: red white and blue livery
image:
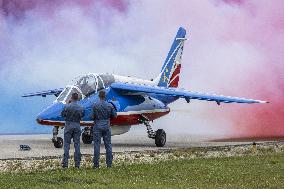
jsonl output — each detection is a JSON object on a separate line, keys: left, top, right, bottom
{"left": 22, "top": 27, "right": 268, "bottom": 148}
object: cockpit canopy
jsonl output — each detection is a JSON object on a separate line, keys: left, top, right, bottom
{"left": 56, "top": 73, "right": 115, "bottom": 103}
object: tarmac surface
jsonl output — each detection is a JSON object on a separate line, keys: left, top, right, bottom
{"left": 0, "top": 132, "right": 250, "bottom": 160}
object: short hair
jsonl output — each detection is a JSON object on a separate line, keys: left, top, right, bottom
{"left": 99, "top": 90, "right": 106, "bottom": 100}
{"left": 71, "top": 93, "right": 79, "bottom": 101}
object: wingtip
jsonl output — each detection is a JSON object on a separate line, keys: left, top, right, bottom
{"left": 259, "top": 100, "right": 269, "bottom": 104}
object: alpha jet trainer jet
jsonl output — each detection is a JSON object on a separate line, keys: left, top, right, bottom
{"left": 23, "top": 27, "right": 268, "bottom": 148}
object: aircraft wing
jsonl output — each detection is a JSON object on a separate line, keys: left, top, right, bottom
{"left": 111, "top": 82, "right": 268, "bottom": 105}
{"left": 22, "top": 88, "right": 64, "bottom": 97}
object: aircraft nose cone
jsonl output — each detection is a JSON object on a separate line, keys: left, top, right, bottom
{"left": 36, "top": 118, "right": 42, "bottom": 124}
{"left": 36, "top": 102, "right": 65, "bottom": 124}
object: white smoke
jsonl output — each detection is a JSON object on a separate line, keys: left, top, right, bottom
{"left": 0, "top": 0, "right": 282, "bottom": 137}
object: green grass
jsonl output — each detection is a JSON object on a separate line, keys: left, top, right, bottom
{"left": 0, "top": 153, "right": 283, "bottom": 189}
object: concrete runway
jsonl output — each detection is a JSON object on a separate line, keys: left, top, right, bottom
{"left": 0, "top": 132, "right": 250, "bottom": 160}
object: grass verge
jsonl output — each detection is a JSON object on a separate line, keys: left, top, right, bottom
{"left": 0, "top": 152, "right": 283, "bottom": 189}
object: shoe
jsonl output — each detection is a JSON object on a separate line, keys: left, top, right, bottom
{"left": 62, "top": 160, "right": 68, "bottom": 169}
{"left": 93, "top": 165, "right": 99, "bottom": 169}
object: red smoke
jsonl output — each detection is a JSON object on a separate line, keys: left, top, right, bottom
{"left": 221, "top": 0, "right": 284, "bottom": 139}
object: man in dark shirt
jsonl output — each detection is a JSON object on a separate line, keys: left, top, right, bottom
{"left": 92, "top": 90, "right": 117, "bottom": 168}
{"left": 61, "top": 93, "right": 85, "bottom": 168}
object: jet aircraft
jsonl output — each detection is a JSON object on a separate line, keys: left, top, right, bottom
{"left": 22, "top": 27, "right": 268, "bottom": 148}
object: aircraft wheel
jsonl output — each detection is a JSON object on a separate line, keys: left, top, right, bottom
{"left": 82, "top": 132, "right": 93, "bottom": 144}
{"left": 155, "top": 129, "right": 166, "bottom": 147}
{"left": 53, "top": 137, "right": 63, "bottom": 148}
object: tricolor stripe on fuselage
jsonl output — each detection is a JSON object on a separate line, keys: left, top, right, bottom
{"left": 37, "top": 108, "right": 170, "bottom": 127}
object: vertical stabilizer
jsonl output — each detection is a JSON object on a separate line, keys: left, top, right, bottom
{"left": 155, "top": 27, "right": 186, "bottom": 88}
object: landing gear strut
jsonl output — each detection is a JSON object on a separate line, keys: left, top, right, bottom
{"left": 139, "top": 116, "right": 166, "bottom": 147}
{"left": 52, "top": 126, "right": 63, "bottom": 148}
{"left": 82, "top": 127, "right": 93, "bottom": 144}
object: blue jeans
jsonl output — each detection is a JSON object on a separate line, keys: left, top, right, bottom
{"left": 93, "top": 126, "right": 112, "bottom": 168}
{"left": 62, "top": 122, "right": 81, "bottom": 168}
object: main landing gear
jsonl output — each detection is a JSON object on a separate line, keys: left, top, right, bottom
{"left": 139, "top": 116, "right": 166, "bottom": 147}
{"left": 52, "top": 126, "right": 63, "bottom": 148}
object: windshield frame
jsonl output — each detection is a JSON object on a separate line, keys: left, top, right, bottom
{"left": 73, "top": 73, "right": 107, "bottom": 97}
{"left": 56, "top": 85, "right": 85, "bottom": 104}
{"left": 56, "top": 73, "right": 115, "bottom": 103}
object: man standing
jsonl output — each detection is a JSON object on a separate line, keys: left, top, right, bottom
{"left": 92, "top": 90, "right": 117, "bottom": 168}
{"left": 61, "top": 93, "right": 84, "bottom": 168}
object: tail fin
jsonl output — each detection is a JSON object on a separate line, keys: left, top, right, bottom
{"left": 155, "top": 27, "right": 186, "bottom": 88}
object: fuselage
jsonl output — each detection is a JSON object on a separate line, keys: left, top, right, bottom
{"left": 36, "top": 73, "right": 174, "bottom": 135}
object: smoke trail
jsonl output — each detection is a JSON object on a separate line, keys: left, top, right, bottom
{"left": 220, "top": 0, "right": 284, "bottom": 138}
{"left": 0, "top": 0, "right": 282, "bottom": 138}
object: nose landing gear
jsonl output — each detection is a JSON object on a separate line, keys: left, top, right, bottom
{"left": 51, "top": 126, "right": 93, "bottom": 148}
{"left": 139, "top": 115, "right": 167, "bottom": 147}
{"left": 82, "top": 127, "right": 93, "bottom": 144}
{"left": 52, "top": 126, "right": 63, "bottom": 148}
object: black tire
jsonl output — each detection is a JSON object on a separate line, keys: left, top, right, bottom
{"left": 53, "top": 137, "right": 63, "bottom": 148}
{"left": 155, "top": 129, "right": 166, "bottom": 147}
{"left": 82, "top": 132, "right": 93, "bottom": 144}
